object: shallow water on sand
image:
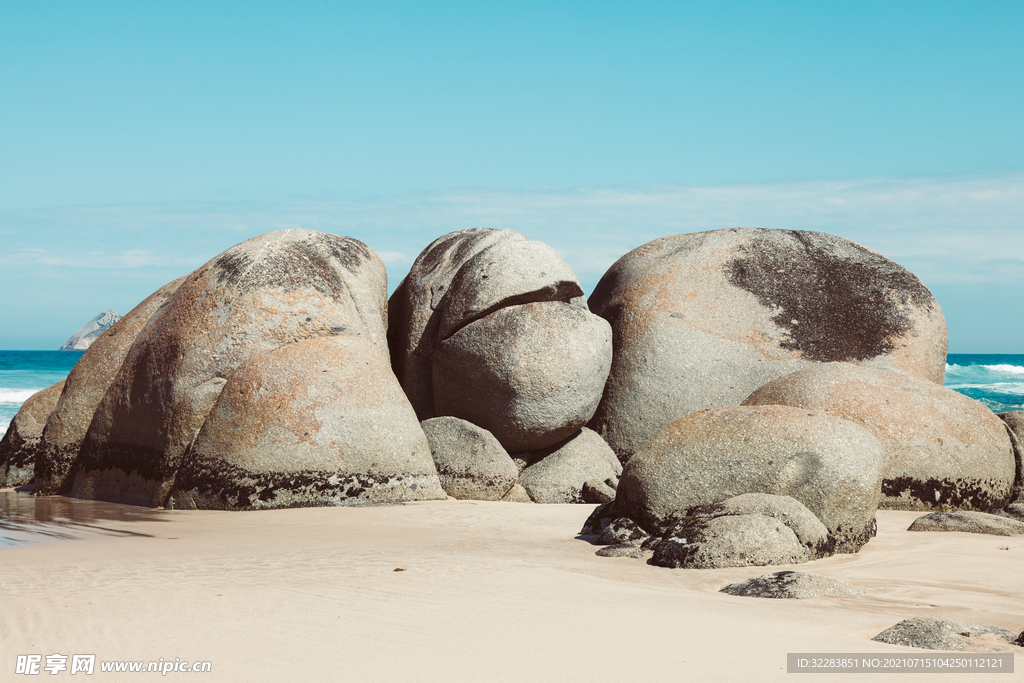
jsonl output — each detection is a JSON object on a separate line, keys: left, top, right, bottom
{"left": 0, "top": 490, "right": 165, "bottom": 548}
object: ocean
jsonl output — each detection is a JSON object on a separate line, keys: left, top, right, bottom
{"left": 1, "top": 351, "right": 1022, "bottom": 438}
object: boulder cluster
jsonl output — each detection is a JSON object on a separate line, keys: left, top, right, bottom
{"left": 2, "top": 226, "right": 1021, "bottom": 572}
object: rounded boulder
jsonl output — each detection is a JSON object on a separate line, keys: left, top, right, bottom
{"left": 616, "top": 404, "right": 885, "bottom": 552}
{"left": 420, "top": 416, "right": 518, "bottom": 501}
{"left": 744, "top": 363, "right": 1016, "bottom": 511}
{"left": 167, "top": 335, "right": 445, "bottom": 510}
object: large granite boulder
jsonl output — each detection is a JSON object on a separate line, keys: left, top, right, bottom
{"left": 743, "top": 364, "right": 1016, "bottom": 511}
{"left": 587, "top": 228, "right": 947, "bottom": 461}
{"left": 389, "top": 229, "right": 612, "bottom": 452}
{"left": 615, "top": 405, "right": 885, "bottom": 552}
{"left": 0, "top": 381, "right": 65, "bottom": 487}
{"left": 72, "top": 230, "right": 391, "bottom": 507}
{"left": 420, "top": 416, "right": 518, "bottom": 501}
{"left": 167, "top": 336, "right": 445, "bottom": 509}
{"left": 34, "top": 277, "right": 185, "bottom": 494}
{"left": 515, "top": 428, "right": 622, "bottom": 504}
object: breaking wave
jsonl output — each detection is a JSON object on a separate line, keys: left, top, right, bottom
{"left": 945, "top": 357, "right": 1024, "bottom": 413}
{"left": 0, "top": 389, "right": 43, "bottom": 404}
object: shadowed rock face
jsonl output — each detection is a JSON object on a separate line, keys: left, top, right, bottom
{"left": 999, "top": 411, "right": 1024, "bottom": 502}
{"left": 34, "top": 277, "right": 186, "bottom": 495}
{"left": 389, "top": 229, "right": 612, "bottom": 454}
{"left": 72, "top": 230, "right": 391, "bottom": 507}
{"left": 420, "top": 416, "right": 518, "bottom": 501}
{"left": 588, "top": 228, "right": 947, "bottom": 462}
{"left": 0, "top": 381, "right": 65, "bottom": 487}
{"left": 744, "top": 364, "right": 1015, "bottom": 512}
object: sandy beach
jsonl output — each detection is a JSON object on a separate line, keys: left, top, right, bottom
{"left": 1, "top": 498, "right": 1020, "bottom": 682}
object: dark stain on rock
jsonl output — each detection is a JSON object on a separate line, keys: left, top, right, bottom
{"left": 881, "top": 475, "right": 1012, "bottom": 512}
{"left": 212, "top": 237, "right": 373, "bottom": 301}
{"left": 726, "top": 231, "right": 935, "bottom": 362}
{"left": 170, "top": 455, "right": 425, "bottom": 510}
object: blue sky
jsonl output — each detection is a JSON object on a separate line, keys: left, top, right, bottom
{"left": 1, "top": 1, "right": 1022, "bottom": 351}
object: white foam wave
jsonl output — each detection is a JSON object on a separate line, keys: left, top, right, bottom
{"left": 0, "top": 389, "right": 42, "bottom": 404}
{"left": 946, "top": 382, "right": 1024, "bottom": 396}
{"left": 0, "top": 418, "right": 10, "bottom": 435}
{"left": 945, "top": 363, "right": 1024, "bottom": 381}
{"left": 980, "top": 364, "right": 1024, "bottom": 375}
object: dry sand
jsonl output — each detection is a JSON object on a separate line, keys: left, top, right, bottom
{"left": 1, "top": 497, "right": 1021, "bottom": 682}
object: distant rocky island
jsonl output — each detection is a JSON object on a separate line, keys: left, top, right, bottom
{"left": 59, "top": 310, "right": 121, "bottom": 350}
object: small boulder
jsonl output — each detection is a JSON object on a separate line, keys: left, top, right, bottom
{"left": 596, "top": 544, "right": 650, "bottom": 558}
{"left": 616, "top": 405, "right": 884, "bottom": 552}
{"left": 499, "top": 483, "right": 533, "bottom": 503}
{"left": 420, "top": 416, "right": 518, "bottom": 501}
{"left": 588, "top": 228, "right": 947, "bottom": 462}
{"left": 720, "top": 571, "right": 862, "bottom": 598}
{"left": 582, "top": 479, "right": 617, "bottom": 505}
{"left": 872, "top": 618, "right": 1019, "bottom": 651}
{"left": 706, "top": 493, "right": 835, "bottom": 559}
{"left": 745, "top": 363, "right": 1016, "bottom": 511}
{"left": 517, "top": 428, "right": 622, "bottom": 504}
{"left": 597, "top": 517, "right": 650, "bottom": 546}
{"left": 166, "top": 336, "right": 446, "bottom": 510}
{"left": 907, "top": 511, "right": 1024, "bottom": 536}
{"left": 0, "top": 381, "right": 65, "bottom": 487}
{"left": 652, "top": 514, "right": 809, "bottom": 569}
{"left": 993, "top": 502, "right": 1024, "bottom": 522}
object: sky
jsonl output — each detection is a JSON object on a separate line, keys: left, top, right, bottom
{"left": 1, "top": 1, "right": 1022, "bottom": 351}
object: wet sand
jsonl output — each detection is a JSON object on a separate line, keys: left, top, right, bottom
{"left": 0, "top": 495, "right": 1021, "bottom": 681}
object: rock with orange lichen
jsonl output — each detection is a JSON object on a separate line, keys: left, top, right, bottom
{"left": 71, "top": 230, "right": 396, "bottom": 507}
{"left": 587, "top": 228, "right": 948, "bottom": 463}
{"left": 168, "top": 336, "right": 445, "bottom": 510}
{"left": 743, "top": 363, "right": 1016, "bottom": 512}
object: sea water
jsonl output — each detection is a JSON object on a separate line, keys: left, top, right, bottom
{"left": 0, "top": 351, "right": 84, "bottom": 436}
{"left": 945, "top": 354, "right": 1024, "bottom": 413}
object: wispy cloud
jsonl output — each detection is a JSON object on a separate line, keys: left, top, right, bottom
{"left": 2, "top": 174, "right": 1022, "bottom": 290}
